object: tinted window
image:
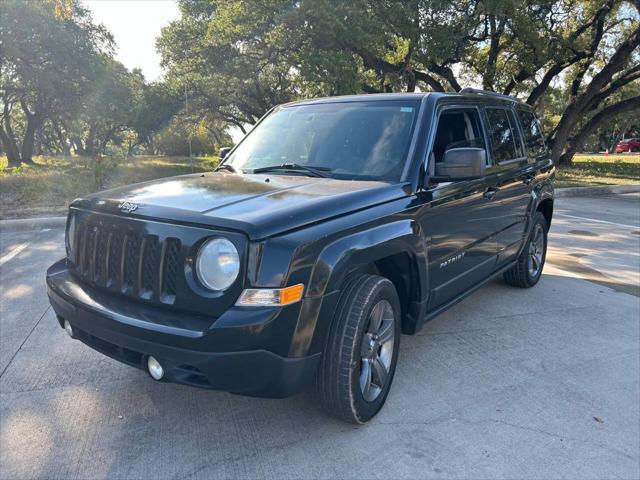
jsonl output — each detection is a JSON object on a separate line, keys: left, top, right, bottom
{"left": 227, "top": 101, "right": 420, "bottom": 181}
{"left": 431, "top": 109, "right": 486, "bottom": 163}
{"left": 486, "top": 108, "right": 518, "bottom": 162}
{"left": 517, "top": 109, "right": 546, "bottom": 157}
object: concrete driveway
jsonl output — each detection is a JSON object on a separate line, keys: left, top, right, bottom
{"left": 1, "top": 194, "right": 639, "bottom": 479}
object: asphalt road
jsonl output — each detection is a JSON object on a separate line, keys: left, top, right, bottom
{"left": 1, "top": 194, "right": 639, "bottom": 480}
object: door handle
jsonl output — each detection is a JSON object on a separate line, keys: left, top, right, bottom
{"left": 483, "top": 187, "right": 500, "bottom": 200}
{"left": 522, "top": 175, "right": 534, "bottom": 185}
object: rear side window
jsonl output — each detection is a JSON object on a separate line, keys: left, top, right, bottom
{"left": 517, "top": 109, "right": 547, "bottom": 157}
{"left": 485, "top": 108, "right": 519, "bottom": 163}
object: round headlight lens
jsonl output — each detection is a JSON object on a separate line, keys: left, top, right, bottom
{"left": 195, "top": 238, "right": 239, "bottom": 291}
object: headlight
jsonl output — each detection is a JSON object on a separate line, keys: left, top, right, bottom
{"left": 66, "top": 214, "right": 76, "bottom": 259}
{"left": 195, "top": 238, "right": 239, "bottom": 291}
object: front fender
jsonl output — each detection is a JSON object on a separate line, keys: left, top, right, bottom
{"left": 288, "top": 220, "right": 428, "bottom": 357}
{"left": 307, "top": 220, "right": 427, "bottom": 297}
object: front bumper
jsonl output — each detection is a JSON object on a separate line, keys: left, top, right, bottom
{"left": 46, "top": 259, "right": 320, "bottom": 398}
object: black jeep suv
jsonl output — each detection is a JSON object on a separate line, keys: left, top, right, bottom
{"left": 47, "top": 90, "right": 554, "bottom": 423}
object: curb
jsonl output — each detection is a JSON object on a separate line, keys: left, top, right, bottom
{"left": 0, "top": 216, "right": 67, "bottom": 231}
{"left": 555, "top": 184, "right": 640, "bottom": 198}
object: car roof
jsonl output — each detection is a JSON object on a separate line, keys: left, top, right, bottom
{"left": 284, "top": 91, "right": 530, "bottom": 109}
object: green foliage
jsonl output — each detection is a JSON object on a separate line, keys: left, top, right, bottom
{"left": 152, "top": 116, "right": 232, "bottom": 157}
{"left": 0, "top": 0, "right": 226, "bottom": 163}
{"left": 158, "top": 0, "right": 640, "bottom": 165}
{"left": 89, "top": 154, "right": 121, "bottom": 190}
{"left": 1, "top": 0, "right": 638, "bottom": 169}
{"left": 0, "top": 0, "right": 112, "bottom": 164}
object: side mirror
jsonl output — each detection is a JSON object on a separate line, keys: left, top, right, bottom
{"left": 219, "top": 147, "right": 232, "bottom": 159}
{"left": 433, "top": 147, "right": 486, "bottom": 181}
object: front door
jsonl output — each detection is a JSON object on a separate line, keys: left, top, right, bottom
{"left": 419, "top": 105, "right": 502, "bottom": 309}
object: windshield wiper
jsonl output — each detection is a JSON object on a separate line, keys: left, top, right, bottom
{"left": 251, "top": 163, "right": 332, "bottom": 178}
{"left": 214, "top": 163, "right": 237, "bottom": 173}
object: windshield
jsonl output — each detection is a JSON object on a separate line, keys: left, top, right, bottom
{"left": 227, "top": 100, "right": 421, "bottom": 181}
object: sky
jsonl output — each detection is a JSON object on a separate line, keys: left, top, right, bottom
{"left": 83, "top": 0, "right": 180, "bottom": 82}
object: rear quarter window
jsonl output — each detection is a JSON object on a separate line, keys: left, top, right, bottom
{"left": 517, "top": 109, "right": 547, "bottom": 157}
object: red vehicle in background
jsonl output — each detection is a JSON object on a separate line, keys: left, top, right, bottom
{"left": 615, "top": 138, "right": 640, "bottom": 153}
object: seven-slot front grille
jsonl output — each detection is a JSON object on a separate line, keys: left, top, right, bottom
{"left": 71, "top": 222, "right": 181, "bottom": 305}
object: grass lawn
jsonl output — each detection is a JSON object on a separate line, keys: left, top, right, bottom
{"left": 556, "top": 153, "right": 640, "bottom": 188}
{"left": 0, "top": 155, "right": 218, "bottom": 219}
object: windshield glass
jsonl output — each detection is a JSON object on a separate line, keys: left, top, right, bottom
{"left": 227, "top": 100, "right": 421, "bottom": 181}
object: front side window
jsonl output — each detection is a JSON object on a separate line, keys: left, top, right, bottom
{"left": 517, "top": 109, "right": 547, "bottom": 157}
{"left": 227, "top": 101, "right": 421, "bottom": 181}
{"left": 486, "top": 108, "right": 519, "bottom": 163}
{"left": 431, "top": 109, "right": 486, "bottom": 163}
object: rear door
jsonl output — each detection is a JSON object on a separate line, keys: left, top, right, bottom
{"left": 419, "top": 104, "right": 502, "bottom": 309}
{"left": 482, "top": 106, "right": 536, "bottom": 264}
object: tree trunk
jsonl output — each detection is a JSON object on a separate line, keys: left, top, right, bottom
{"left": 551, "top": 25, "right": 640, "bottom": 164}
{"left": 1, "top": 110, "right": 21, "bottom": 167}
{"left": 99, "top": 126, "right": 117, "bottom": 153}
{"left": 55, "top": 125, "right": 71, "bottom": 156}
{"left": 18, "top": 98, "right": 46, "bottom": 164}
{"left": 72, "top": 136, "right": 85, "bottom": 155}
{"left": 85, "top": 125, "right": 96, "bottom": 156}
{"left": 20, "top": 116, "right": 39, "bottom": 164}
{"left": 0, "top": 127, "right": 21, "bottom": 167}
{"left": 557, "top": 96, "right": 640, "bottom": 165}
{"left": 127, "top": 140, "right": 135, "bottom": 157}
{"left": 34, "top": 123, "right": 44, "bottom": 156}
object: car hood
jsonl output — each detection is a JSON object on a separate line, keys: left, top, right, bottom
{"left": 73, "top": 172, "right": 410, "bottom": 239}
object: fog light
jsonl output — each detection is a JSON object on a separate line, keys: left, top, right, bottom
{"left": 63, "top": 319, "right": 74, "bottom": 338}
{"left": 147, "top": 356, "right": 164, "bottom": 380}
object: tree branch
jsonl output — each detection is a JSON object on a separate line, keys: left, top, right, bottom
{"left": 550, "top": 24, "right": 640, "bottom": 160}
{"left": 559, "top": 95, "right": 640, "bottom": 164}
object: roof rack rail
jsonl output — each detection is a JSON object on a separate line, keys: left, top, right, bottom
{"left": 459, "top": 88, "right": 517, "bottom": 101}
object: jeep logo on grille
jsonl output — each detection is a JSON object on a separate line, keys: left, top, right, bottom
{"left": 118, "top": 201, "right": 138, "bottom": 213}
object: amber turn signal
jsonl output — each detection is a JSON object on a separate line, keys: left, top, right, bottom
{"left": 236, "top": 284, "right": 305, "bottom": 306}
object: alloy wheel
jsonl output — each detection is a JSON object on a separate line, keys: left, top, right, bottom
{"left": 528, "top": 223, "right": 545, "bottom": 278}
{"left": 359, "top": 299, "right": 395, "bottom": 402}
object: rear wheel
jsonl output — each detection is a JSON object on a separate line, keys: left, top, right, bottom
{"left": 316, "top": 274, "right": 401, "bottom": 423}
{"left": 504, "top": 212, "right": 548, "bottom": 288}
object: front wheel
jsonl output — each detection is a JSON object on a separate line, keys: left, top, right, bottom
{"left": 316, "top": 274, "right": 401, "bottom": 423}
{"left": 504, "top": 212, "right": 548, "bottom": 288}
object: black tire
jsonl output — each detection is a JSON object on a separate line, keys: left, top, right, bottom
{"left": 631, "top": 146, "right": 640, "bottom": 153}
{"left": 504, "top": 211, "right": 548, "bottom": 288}
{"left": 316, "top": 274, "right": 401, "bottom": 423}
